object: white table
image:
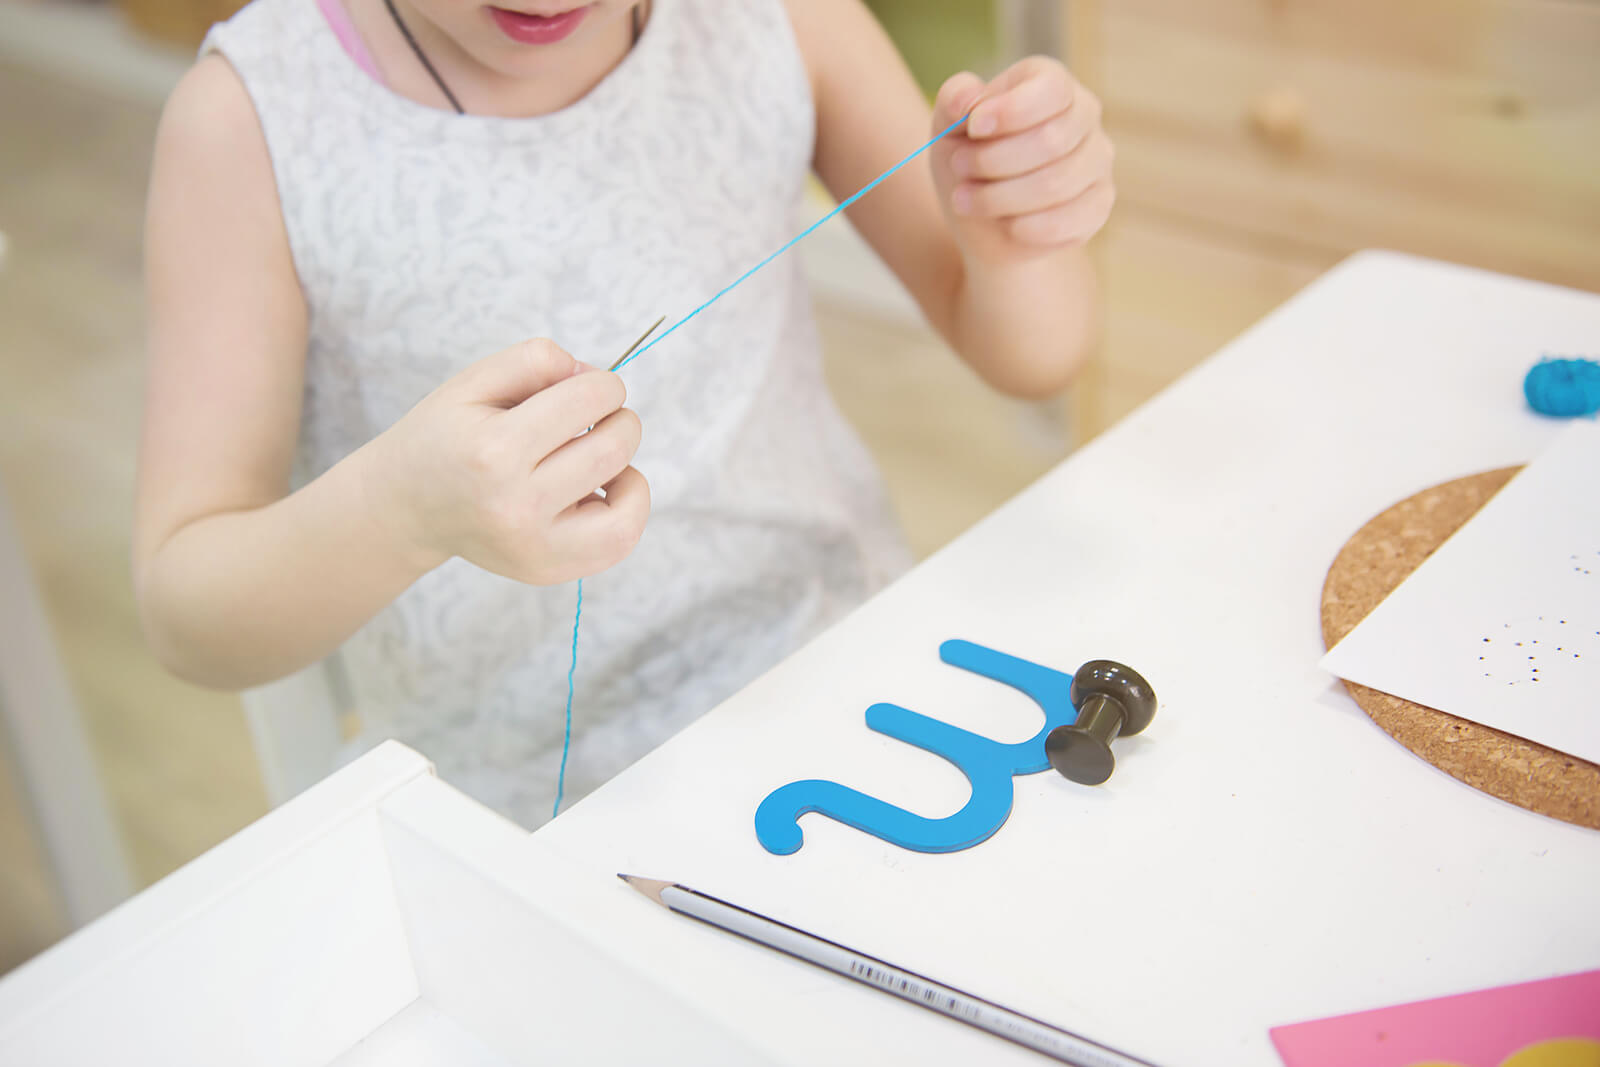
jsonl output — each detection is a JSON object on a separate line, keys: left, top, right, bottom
{"left": 0, "top": 742, "right": 773, "bottom": 1065}
{"left": 2, "top": 251, "right": 1596, "bottom": 1067}
{"left": 525, "top": 250, "right": 1600, "bottom": 1066}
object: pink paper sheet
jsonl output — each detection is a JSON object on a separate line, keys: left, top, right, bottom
{"left": 1270, "top": 969, "right": 1600, "bottom": 1067}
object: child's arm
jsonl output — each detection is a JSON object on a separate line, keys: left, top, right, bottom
{"left": 785, "top": 0, "right": 1113, "bottom": 398}
{"left": 136, "top": 57, "right": 648, "bottom": 689}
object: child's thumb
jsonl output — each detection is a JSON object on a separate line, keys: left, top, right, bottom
{"left": 454, "top": 338, "right": 581, "bottom": 408}
{"left": 934, "top": 71, "right": 987, "bottom": 131}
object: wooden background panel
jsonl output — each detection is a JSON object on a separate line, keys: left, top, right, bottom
{"left": 1095, "top": 0, "right": 1600, "bottom": 290}
{"left": 117, "top": 0, "right": 247, "bottom": 50}
{"left": 1105, "top": 0, "right": 1600, "bottom": 88}
{"left": 1103, "top": 8, "right": 1600, "bottom": 195}
{"left": 1076, "top": 210, "right": 1332, "bottom": 437}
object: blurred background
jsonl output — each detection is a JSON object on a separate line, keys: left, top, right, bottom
{"left": 0, "top": 0, "right": 1595, "bottom": 978}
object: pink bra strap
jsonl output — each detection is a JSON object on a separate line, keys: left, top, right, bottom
{"left": 317, "top": 0, "right": 384, "bottom": 84}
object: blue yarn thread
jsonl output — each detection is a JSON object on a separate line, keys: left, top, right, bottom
{"left": 614, "top": 114, "right": 970, "bottom": 373}
{"left": 1524, "top": 356, "right": 1600, "bottom": 418}
{"left": 550, "top": 114, "right": 971, "bottom": 818}
{"left": 553, "top": 578, "right": 582, "bottom": 818}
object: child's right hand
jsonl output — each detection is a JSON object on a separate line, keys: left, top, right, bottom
{"left": 361, "top": 338, "right": 649, "bottom": 585}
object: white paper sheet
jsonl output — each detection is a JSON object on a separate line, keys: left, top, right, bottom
{"left": 1321, "top": 421, "right": 1600, "bottom": 763}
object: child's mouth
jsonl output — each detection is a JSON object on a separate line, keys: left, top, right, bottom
{"left": 488, "top": 5, "right": 590, "bottom": 45}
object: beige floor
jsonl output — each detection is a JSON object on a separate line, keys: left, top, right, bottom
{"left": 0, "top": 59, "right": 269, "bottom": 974}
{"left": 0, "top": 57, "right": 1068, "bottom": 976}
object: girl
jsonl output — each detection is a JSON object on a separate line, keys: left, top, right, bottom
{"left": 135, "top": 0, "right": 1114, "bottom": 824}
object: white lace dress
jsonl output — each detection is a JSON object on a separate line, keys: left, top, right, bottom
{"left": 203, "top": 0, "right": 912, "bottom": 826}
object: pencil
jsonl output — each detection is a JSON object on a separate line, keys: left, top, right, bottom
{"left": 618, "top": 875, "right": 1160, "bottom": 1067}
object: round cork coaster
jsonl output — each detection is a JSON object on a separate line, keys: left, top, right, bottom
{"left": 1320, "top": 467, "right": 1600, "bottom": 830}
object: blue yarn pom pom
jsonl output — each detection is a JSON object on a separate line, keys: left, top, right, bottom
{"left": 1524, "top": 356, "right": 1600, "bottom": 418}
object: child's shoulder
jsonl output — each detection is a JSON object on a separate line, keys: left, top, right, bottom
{"left": 150, "top": 51, "right": 287, "bottom": 275}
{"left": 156, "top": 0, "right": 322, "bottom": 185}
{"left": 156, "top": 55, "right": 262, "bottom": 179}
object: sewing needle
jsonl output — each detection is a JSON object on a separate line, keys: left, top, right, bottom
{"left": 609, "top": 315, "right": 667, "bottom": 372}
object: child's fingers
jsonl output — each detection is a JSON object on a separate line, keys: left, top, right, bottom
{"left": 952, "top": 148, "right": 1101, "bottom": 219}
{"left": 453, "top": 337, "right": 580, "bottom": 409}
{"left": 949, "top": 108, "right": 1095, "bottom": 182}
{"left": 932, "top": 71, "right": 987, "bottom": 132}
{"left": 968, "top": 58, "right": 1075, "bottom": 139}
{"left": 1006, "top": 182, "right": 1116, "bottom": 247}
{"left": 505, "top": 368, "right": 627, "bottom": 460}
{"left": 594, "top": 466, "right": 649, "bottom": 528}
{"left": 553, "top": 466, "right": 651, "bottom": 570}
{"left": 531, "top": 407, "right": 642, "bottom": 516}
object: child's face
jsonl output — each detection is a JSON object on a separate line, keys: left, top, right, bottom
{"left": 409, "top": 1, "right": 641, "bottom": 79}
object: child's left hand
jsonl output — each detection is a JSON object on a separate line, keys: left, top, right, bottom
{"left": 931, "top": 57, "right": 1115, "bottom": 265}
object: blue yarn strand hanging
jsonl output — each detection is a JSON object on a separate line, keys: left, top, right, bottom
{"left": 548, "top": 114, "right": 972, "bottom": 818}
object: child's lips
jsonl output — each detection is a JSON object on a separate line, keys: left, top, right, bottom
{"left": 488, "top": 4, "right": 590, "bottom": 45}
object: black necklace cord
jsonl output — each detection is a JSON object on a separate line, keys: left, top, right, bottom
{"left": 383, "top": 0, "right": 466, "bottom": 114}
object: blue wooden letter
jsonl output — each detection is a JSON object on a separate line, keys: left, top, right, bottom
{"left": 754, "top": 640, "right": 1079, "bottom": 855}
